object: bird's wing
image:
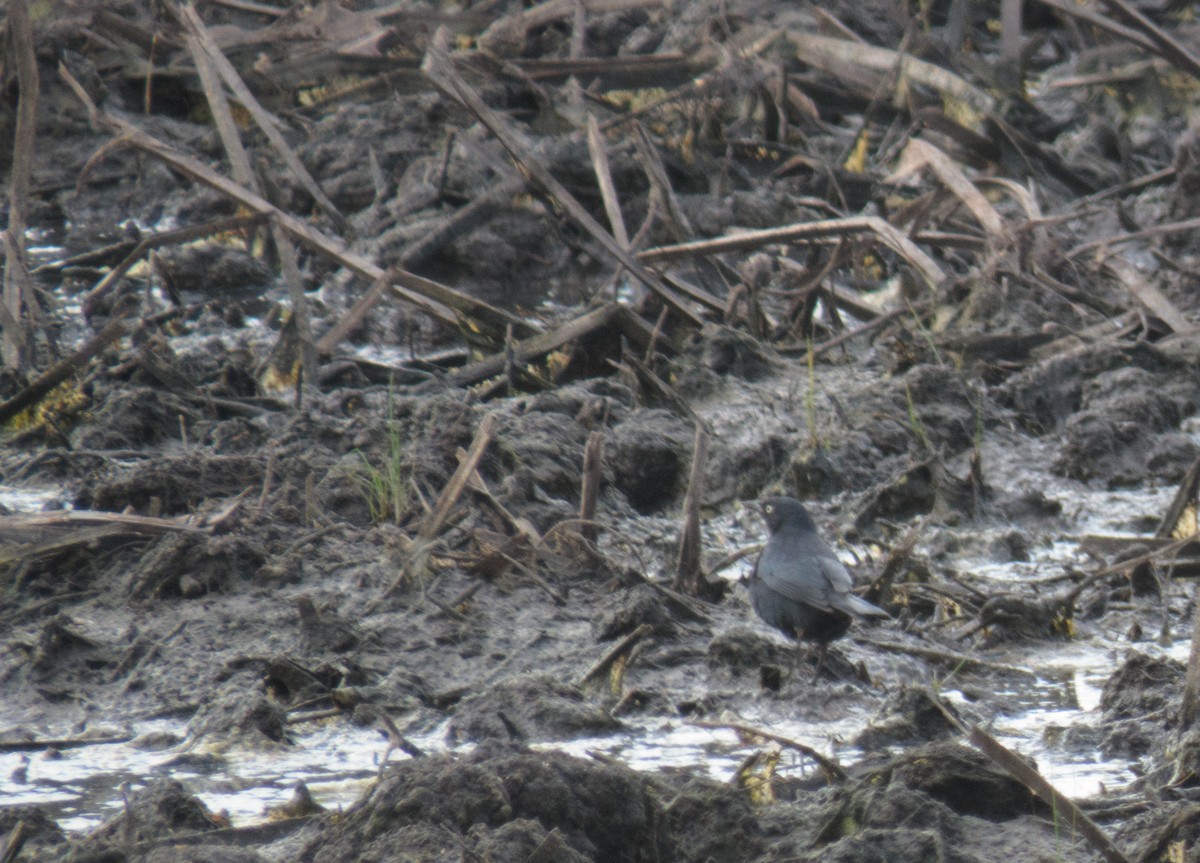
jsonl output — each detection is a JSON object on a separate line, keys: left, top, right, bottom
{"left": 815, "top": 555, "right": 888, "bottom": 616}
{"left": 754, "top": 543, "right": 850, "bottom": 612}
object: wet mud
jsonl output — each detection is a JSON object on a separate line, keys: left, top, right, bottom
{"left": 5, "top": 0, "right": 1200, "bottom": 861}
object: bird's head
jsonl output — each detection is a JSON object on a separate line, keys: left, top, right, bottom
{"left": 759, "top": 496, "right": 818, "bottom": 534}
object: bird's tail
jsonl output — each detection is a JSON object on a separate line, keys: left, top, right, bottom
{"left": 845, "top": 593, "right": 889, "bottom": 617}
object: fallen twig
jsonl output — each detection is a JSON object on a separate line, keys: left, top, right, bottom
{"left": 921, "top": 686, "right": 1131, "bottom": 862}
{"left": 967, "top": 724, "right": 1132, "bottom": 863}
{"left": 175, "top": 2, "right": 348, "bottom": 230}
{"left": 479, "top": 0, "right": 667, "bottom": 50}
{"left": 626, "top": 569, "right": 713, "bottom": 624}
{"left": 579, "top": 431, "right": 605, "bottom": 544}
{"left": 1158, "top": 457, "right": 1200, "bottom": 540}
{"left": 575, "top": 622, "right": 653, "bottom": 688}
{"left": 0, "top": 734, "right": 133, "bottom": 754}
{"left": 1100, "top": 255, "right": 1193, "bottom": 334}
{"left": 587, "top": 112, "right": 632, "bottom": 258}
{"left": 674, "top": 424, "right": 709, "bottom": 595}
{"left": 1032, "top": 0, "right": 1156, "bottom": 53}
{"left": 0, "top": 296, "right": 138, "bottom": 428}
{"left": 431, "top": 304, "right": 637, "bottom": 390}
{"left": 789, "top": 30, "right": 995, "bottom": 117}
{"left": 638, "top": 216, "right": 945, "bottom": 288}
{"left": 1181, "top": 578, "right": 1200, "bottom": 727}
{"left": 1062, "top": 215, "right": 1200, "bottom": 260}
{"left": 1098, "top": 0, "right": 1200, "bottom": 83}
{"left": 1, "top": 0, "right": 39, "bottom": 368}
{"left": 420, "top": 414, "right": 497, "bottom": 541}
{"left": 59, "top": 63, "right": 534, "bottom": 345}
{"left": 79, "top": 214, "right": 268, "bottom": 318}
{"left": 0, "top": 820, "right": 28, "bottom": 863}
{"left": 855, "top": 637, "right": 1036, "bottom": 677}
{"left": 399, "top": 178, "right": 526, "bottom": 271}
{"left": 887, "top": 138, "right": 1005, "bottom": 238}
{"left": 315, "top": 267, "right": 394, "bottom": 356}
{"left": 609, "top": 350, "right": 705, "bottom": 427}
{"left": 422, "top": 35, "right": 712, "bottom": 327}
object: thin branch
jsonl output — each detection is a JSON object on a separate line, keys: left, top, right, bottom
{"left": 2, "top": 0, "right": 40, "bottom": 369}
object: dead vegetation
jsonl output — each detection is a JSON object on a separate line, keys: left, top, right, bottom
{"left": 6, "top": 0, "right": 1200, "bottom": 861}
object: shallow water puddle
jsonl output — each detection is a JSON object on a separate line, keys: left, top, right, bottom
{"left": 0, "top": 719, "right": 411, "bottom": 831}
{"left": 0, "top": 658, "right": 1173, "bottom": 827}
{"left": 550, "top": 708, "right": 876, "bottom": 780}
{"left": 0, "top": 484, "right": 67, "bottom": 512}
{"left": 0, "top": 644, "right": 1148, "bottom": 832}
{"left": 0, "top": 709, "right": 876, "bottom": 830}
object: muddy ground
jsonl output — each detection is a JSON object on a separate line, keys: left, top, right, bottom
{"left": 5, "top": 0, "right": 1200, "bottom": 861}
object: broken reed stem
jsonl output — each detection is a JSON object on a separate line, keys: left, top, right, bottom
{"left": 173, "top": 1, "right": 346, "bottom": 230}
{"left": 81, "top": 214, "right": 268, "bottom": 318}
{"left": 575, "top": 622, "right": 652, "bottom": 687}
{"left": 524, "top": 828, "right": 565, "bottom": 863}
{"left": 375, "top": 414, "right": 498, "bottom": 603}
{"left": 1063, "top": 532, "right": 1200, "bottom": 607}
{"left": 579, "top": 431, "right": 605, "bottom": 543}
{"left": 638, "top": 216, "right": 945, "bottom": 289}
{"left": 0, "top": 297, "right": 137, "bottom": 427}
{"left": 419, "top": 413, "right": 497, "bottom": 541}
{"left": 421, "top": 35, "right": 710, "bottom": 327}
{"left": 275, "top": 227, "right": 317, "bottom": 404}
{"left": 1180, "top": 578, "right": 1200, "bottom": 727}
{"left": 644, "top": 305, "right": 669, "bottom": 363}
{"left": 316, "top": 267, "right": 395, "bottom": 356}
{"left": 856, "top": 637, "right": 1035, "bottom": 678}
{"left": 171, "top": 13, "right": 320, "bottom": 396}
{"left": 922, "top": 688, "right": 1131, "bottom": 863}
{"left": 441, "top": 580, "right": 485, "bottom": 616}
{"left": 1099, "top": 0, "right": 1200, "bottom": 83}
{"left": 59, "top": 62, "right": 531, "bottom": 344}
{"left": 0, "top": 819, "right": 28, "bottom": 863}
{"left": 967, "top": 725, "right": 1132, "bottom": 863}
{"left": 586, "top": 113, "right": 630, "bottom": 249}
{"left": 2, "top": 0, "right": 39, "bottom": 370}
{"left": 376, "top": 709, "right": 427, "bottom": 764}
{"left": 400, "top": 178, "right": 525, "bottom": 271}
{"left": 673, "top": 423, "right": 709, "bottom": 595}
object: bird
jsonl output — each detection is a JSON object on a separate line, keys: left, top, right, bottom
{"left": 748, "top": 496, "right": 887, "bottom": 680}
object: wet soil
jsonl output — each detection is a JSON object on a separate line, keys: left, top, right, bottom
{"left": 6, "top": 0, "right": 1200, "bottom": 861}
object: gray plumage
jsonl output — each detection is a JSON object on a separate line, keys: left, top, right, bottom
{"left": 748, "top": 496, "right": 886, "bottom": 678}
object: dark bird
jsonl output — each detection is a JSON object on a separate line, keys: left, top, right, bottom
{"left": 749, "top": 496, "right": 887, "bottom": 680}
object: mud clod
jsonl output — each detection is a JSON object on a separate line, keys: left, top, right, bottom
{"left": 855, "top": 687, "right": 966, "bottom": 750}
{"left": 92, "top": 778, "right": 223, "bottom": 843}
{"left": 303, "top": 743, "right": 665, "bottom": 863}
{"left": 186, "top": 676, "right": 291, "bottom": 748}
{"left": 869, "top": 741, "right": 1042, "bottom": 821}
{"left": 706, "top": 627, "right": 797, "bottom": 673}
{"left": 606, "top": 410, "right": 693, "bottom": 512}
{"left": 449, "top": 675, "right": 622, "bottom": 743}
{"left": 1100, "top": 652, "right": 1186, "bottom": 722}
{"left": 593, "top": 584, "right": 677, "bottom": 641}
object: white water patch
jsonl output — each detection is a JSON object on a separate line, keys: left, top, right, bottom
{"left": 0, "top": 718, "right": 442, "bottom": 832}
{"left": 0, "top": 484, "right": 69, "bottom": 512}
{"left": 546, "top": 706, "right": 874, "bottom": 783}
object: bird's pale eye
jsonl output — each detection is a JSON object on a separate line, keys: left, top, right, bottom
{"left": 764, "top": 504, "right": 773, "bottom": 513}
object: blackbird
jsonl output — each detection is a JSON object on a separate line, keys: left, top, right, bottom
{"left": 748, "top": 496, "right": 887, "bottom": 679}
